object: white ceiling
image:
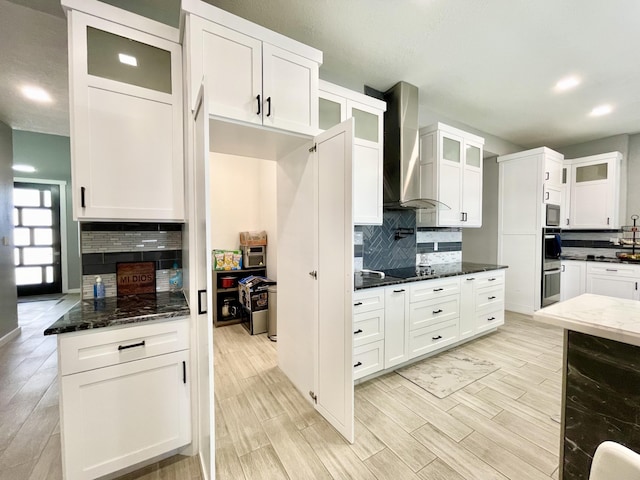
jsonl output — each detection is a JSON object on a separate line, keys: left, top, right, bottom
{"left": 2, "top": 0, "right": 640, "bottom": 150}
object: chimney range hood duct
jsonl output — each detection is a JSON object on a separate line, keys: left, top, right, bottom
{"left": 382, "top": 81, "right": 449, "bottom": 211}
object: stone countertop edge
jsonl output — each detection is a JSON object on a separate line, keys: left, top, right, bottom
{"left": 354, "top": 262, "right": 508, "bottom": 290}
{"left": 44, "top": 292, "right": 190, "bottom": 336}
{"left": 533, "top": 293, "right": 640, "bottom": 348}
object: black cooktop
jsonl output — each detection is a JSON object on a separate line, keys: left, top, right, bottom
{"left": 383, "top": 266, "right": 435, "bottom": 279}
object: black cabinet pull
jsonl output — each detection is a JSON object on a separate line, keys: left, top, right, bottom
{"left": 467, "top": 277, "right": 475, "bottom": 281}
{"left": 545, "top": 191, "right": 550, "bottom": 201}
{"left": 460, "top": 212, "right": 465, "bottom": 222}
{"left": 566, "top": 218, "right": 570, "bottom": 226}
{"left": 182, "top": 361, "right": 186, "bottom": 384}
{"left": 488, "top": 317, "right": 496, "bottom": 321}
{"left": 562, "top": 265, "right": 566, "bottom": 272}
{"left": 607, "top": 217, "right": 610, "bottom": 225}
{"left": 432, "top": 335, "right": 442, "bottom": 340}
{"left": 256, "top": 94, "right": 261, "bottom": 115}
{"left": 488, "top": 278, "right": 496, "bottom": 282}
{"left": 432, "top": 309, "right": 443, "bottom": 314}
{"left": 354, "top": 329, "right": 363, "bottom": 335}
{"left": 81, "top": 186, "right": 86, "bottom": 208}
{"left": 433, "top": 288, "right": 444, "bottom": 292}
{"left": 488, "top": 296, "right": 496, "bottom": 300}
{"left": 354, "top": 302, "right": 363, "bottom": 306}
{"left": 198, "top": 289, "right": 207, "bottom": 314}
{"left": 393, "top": 289, "right": 405, "bottom": 293}
{"left": 545, "top": 171, "right": 550, "bottom": 180}
{"left": 266, "top": 96, "right": 272, "bottom": 117}
{"left": 464, "top": 212, "right": 468, "bottom": 222}
{"left": 354, "top": 361, "right": 362, "bottom": 368}
{"left": 118, "top": 340, "right": 145, "bottom": 351}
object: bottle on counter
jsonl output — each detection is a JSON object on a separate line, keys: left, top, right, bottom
{"left": 169, "top": 263, "right": 183, "bottom": 292}
{"left": 94, "top": 276, "right": 106, "bottom": 299}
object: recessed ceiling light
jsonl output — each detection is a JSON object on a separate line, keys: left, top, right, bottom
{"left": 12, "top": 164, "right": 36, "bottom": 173}
{"left": 589, "top": 104, "right": 613, "bottom": 117}
{"left": 554, "top": 76, "right": 581, "bottom": 92}
{"left": 118, "top": 53, "right": 138, "bottom": 67}
{"left": 21, "top": 86, "right": 52, "bottom": 103}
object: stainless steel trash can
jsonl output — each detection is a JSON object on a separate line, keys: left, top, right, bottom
{"left": 267, "top": 285, "right": 277, "bottom": 341}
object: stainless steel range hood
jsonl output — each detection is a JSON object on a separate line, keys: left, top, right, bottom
{"left": 382, "top": 82, "right": 448, "bottom": 211}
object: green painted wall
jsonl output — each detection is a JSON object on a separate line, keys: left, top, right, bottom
{"left": 12, "top": 130, "right": 81, "bottom": 291}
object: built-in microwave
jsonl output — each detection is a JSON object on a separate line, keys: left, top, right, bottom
{"left": 546, "top": 203, "right": 560, "bottom": 227}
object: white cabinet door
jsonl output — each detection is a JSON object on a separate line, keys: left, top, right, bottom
{"left": 198, "top": 19, "right": 262, "bottom": 125}
{"left": 69, "top": 11, "right": 183, "bottom": 222}
{"left": 61, "top": 351, "right": 190, "bottom": 480}
{"left": 353, "top": 143, "right": 383, "bottom": 225}
{"left": 586, "top": 274, "right": 638, "bottom": 300}
{"left": 569, "top": 158, "right": 615, "bottom": 229}
{"left": 544, "top": 155, "right": 563, "bottom": 187}
{"left": 462, "top": 142, "right": 483, "bottom": 227}
{"left": 263, "top": 43, "right": 318, "bottom": 135}
{"left": 438, "top": 132, "right": 463, "bottom": 226}
{"left": 560, "top": 260, "right": 586, "bottom": 301}
{"left": 561, "top": 166, "right": 571, "bottom": 228}
{"left": 384, "top": 286, "right": 409, "bottom": 368}
{"left": 459, "top": 275, "right": 476, "bottom": 339}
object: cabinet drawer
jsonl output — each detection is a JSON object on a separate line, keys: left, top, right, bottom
{"left": 353, "top": 310, "right": 384, "bottom": 347}
{"left": 586, "top": 263, "right": 640, "bottom": 278}
{"left": 409, "top": 296, "right": 459, "bottom": 331}
{"left": 410, "top": 277, "right": 460, "bottom": 303}
{"left": 409, "top": 320, "right": 459, "bottom": 359}
{"left": 353, "top": 288, "right": 385, "bottom": 314}
{"left": 473, "top": 271, "right": 505, "bottom": 288}
{"left": 59, "top": 318, "right": 189, "bottom": 375}
{"left": 476, "top": 309, "right": 504, "bottom": 333}
{"left": 354, "top": 340, "right": 384, "bottom": 380}
{"left": 475, "top": 285, "right": 504, "bottom": 311}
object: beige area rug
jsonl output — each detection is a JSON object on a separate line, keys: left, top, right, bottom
{"left": 395, "top": 350, "right": 499, "bottom": 398}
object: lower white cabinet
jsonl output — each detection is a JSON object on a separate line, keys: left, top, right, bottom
{"left": 353, "top": 340, "right": 385, "bottom": 379}
{"left": 585, "top": 263, "right": 639, "bottom": 301}
{"left": 58, "top": 318, "right": 191, "bottom": 480}
{"left": 384, "top": 286, "right": 409, "bottom": 369}
{"left": 560, "top": 260, "right": 586, "bottom": 301}
{"left": 409, "top": 320, "right": 458, "bottom": 359}
{"left": 459, "top": 271, "right": 505, "bottom": 340}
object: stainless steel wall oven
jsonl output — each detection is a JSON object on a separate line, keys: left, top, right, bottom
{"left": 542, "top": 229, "right": 562, "bottom": 307}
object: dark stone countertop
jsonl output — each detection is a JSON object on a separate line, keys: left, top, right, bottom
{"left": 44, "top": 292, "right": 190, "bottom": 335}
{"left": 354, "top": 262, "right": 508, "bottom": 290}
{"left": 561, "top": 254, "right": 640, "bottom": 264}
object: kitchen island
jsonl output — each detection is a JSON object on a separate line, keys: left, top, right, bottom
{"left": 534, "top": 294, "right": 640, "bottom": 480}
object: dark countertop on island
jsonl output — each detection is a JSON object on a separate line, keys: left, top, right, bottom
{"left": 44, "top": 292, "right": 190, "bottom": 335}
{"left": 355, "top": 262, "right": 507, "bottom": 290}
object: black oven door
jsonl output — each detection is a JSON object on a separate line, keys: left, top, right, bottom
{"left": 542, "top": 266, "right": 561, "bottom": 306}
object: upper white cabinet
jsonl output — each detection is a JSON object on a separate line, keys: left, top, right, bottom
{"left": 417, "top": 123, "right": 485, "bottom": 228}
{"left": 561, "top": 165, "right": 571, "bottom": 227}
{"left": 65, "top": 7, "right": 184, "bottom": 222}
{"left": 319, "top": 81, "right": 386, "bottom": 225}
{"left": 566, "top": 152, "right": 626, "bottom": 230}
{"left": 185, "top": 3, "right": 322, "bottom": 136}
{"left": 543, "top": 152, "right": 563, "bottom": 205}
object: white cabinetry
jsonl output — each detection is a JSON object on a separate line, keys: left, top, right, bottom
{"left": 417, "top": 123, "right": 485, "bottom": 228}
{"left": 353, "top": 288, "right": 385, "bottom": 379}
{"left": 460, "top": 271, "right": 505, "bottom": 339}
{"left": 560, "top": 260, "right": 586, "bottom": 301}
{"left": 543, "top": 154, "right": 563, "bottom": 205}
{"left": 58, "top": 318, "right": 191, "bottom": 480}
{"left": 319, "top": 80, "right": 386, "bottom": 225}
{"left": 567, "top": 152, "right": 626, "bottom": 230}
{"left": 186, "top": 7, "right": 321, "bottom": 136}
{"left": 383, "top": 286, "right": 409, "bottom": 368}
{"left": 65, "top": 8, "right": 184, "bottom": 222}
{"left": 585, "top": 263, "right": 639, "bottom": 300}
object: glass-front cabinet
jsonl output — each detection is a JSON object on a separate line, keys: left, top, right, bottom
{"left": 318, "top": 81, "right": 386, "bottom": 225}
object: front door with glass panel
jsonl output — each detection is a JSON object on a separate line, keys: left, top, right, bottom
{"left": 13, "top": 182, "right": 62, "bottom": 296}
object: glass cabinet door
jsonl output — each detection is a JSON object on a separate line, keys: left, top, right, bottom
{"left": 319, "top": 97, "right": 343, "bottom": 130}
{"left": 466, "top": 144, "right": 481, "bottom": 168}
{"left": 351, "top": 107, "right": 378, "bottom": 142}
{"left": 575, "top": 162, "right": 608, "bottom": 182}
{"left": 442, "top": 135, "right": 461, "bottom": 163}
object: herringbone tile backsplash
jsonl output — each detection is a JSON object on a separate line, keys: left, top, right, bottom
{"left": 359, "top": 210, "right": 417, "bottom": 270}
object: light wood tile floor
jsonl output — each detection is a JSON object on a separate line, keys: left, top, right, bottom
{"left": 215, "top": 312, "right": 563, "bottom": 480}
{"left": 1, "top": 298, "right": 564, "bottom": 480}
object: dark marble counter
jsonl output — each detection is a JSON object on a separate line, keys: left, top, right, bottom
{"left": 354, "top": 262, "right": 507, "bottom": 290}
{"left": 44, "top": 292, "right": 190, "bottom": 335}
{"left": 561, "top": 254, "right": 640, "bottom": 264}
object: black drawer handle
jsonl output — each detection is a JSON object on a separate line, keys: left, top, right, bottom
{"left": 266, "top": 96, "right": 272, "bottom": 117}
{"left": 393, "top": 289, "right": 405, "bottom": 293}
{"left": 81, "top": 186, "right": 86, "bottom": 208}
{"left": 354, "top": 361, "right": 362, "bottom": 368}
{"left": 256, "top": 94, "right": 261, "bottom": 115}
{"left": 118, "top": 340, "right": 145, "bottom": 351}
{"left": 488, "top": 296, "right": 496, "bottom": 300}
{"left": 354, "top": 329, "right": 363, "bottom": 335}
{"left": 432, "top": 309, "right": 443, "bottom": 314}
{"left": 183, "top": 361, "right": 186, "bottom": 384}
{"left": 432, "top": 335, "right": 442, "bottom": 340}
{"left": 488, "top": 278, "right": 496, "bottom": 281}
{"left": 433, "top": 288, "right": 444, "bottom": 292}
{"left": 466, "top": 277, "right": 475, "bottom": 281}
{"left": 354, "top": 302, "right": 363, "bottom": 306}
{"left": 488, "top": 317, "right": 496, "bottom": 321}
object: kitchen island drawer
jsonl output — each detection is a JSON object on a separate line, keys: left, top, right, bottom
{"left": 353, "top": 310, "right": 384, "bottom": 347}
{"left": 353, "top": 288, "right": 385, "bottom": 314}
{"left": 354, "top": 340, "right": 384, "bottom": 380}
{"left": 59, "top": 317, "right": 189, "bottom": 375}
{"left": 410, "top": 277, "right": 460, "bottom": 303}
{"left": 586, "top": 263, "right": 640, "bottom": 278}
{"left": 409, "top": 319, "right": 458, "bottom": 359}
{"left": 409, "top": 296, "right": 459, "bottom": 331}
{"left": 475, "top": 285, "right": 504, "bottom": 311}
{"left": 473, "top": 270, "right": 505, "bottom": 288}
{"left": 476, "top": 309, "right": 504, "bottom": 333}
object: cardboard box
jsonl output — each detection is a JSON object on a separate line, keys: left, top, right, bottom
{"left": 212, "top": 249, "right": 242, "bottom": 270}
{"left": 238, "top": 275, "right": 276, "bottom": 312}
{"left": 239, "top": 231, "right": 267, "bottom": 246}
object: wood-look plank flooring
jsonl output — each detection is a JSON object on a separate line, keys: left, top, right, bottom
{"left": 1, "top": 297, "right": 564, "bottom": 480}
{"left": 215, "top": 311, "right": 563, "bottom": 480}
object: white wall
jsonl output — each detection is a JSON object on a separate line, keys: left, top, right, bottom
{"left": 209, "top": 153, "right": 277, "bottom": 278}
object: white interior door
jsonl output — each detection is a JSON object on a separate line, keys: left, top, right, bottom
{"left": 192, "top": 84, "right": 215, "bottom": 480}
{"left": 314, "top": 120, "right": 354, "bottom": 443}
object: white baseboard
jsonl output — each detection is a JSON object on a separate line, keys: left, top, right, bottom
{"left": 65, "top": 288, "right": 81, "bottom": 294}
{"left": 0, "top": 326, "right": 21, "bottom": 348}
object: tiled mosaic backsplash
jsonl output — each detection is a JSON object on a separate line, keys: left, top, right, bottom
{"left": 561, "top": 230, "right": 622, "bottom": 259}
{"left": 355, "top": 211, "right": 462, "bottom": 270}
{"left": 80, "top": 223, "right": 182, "bottom": 298}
